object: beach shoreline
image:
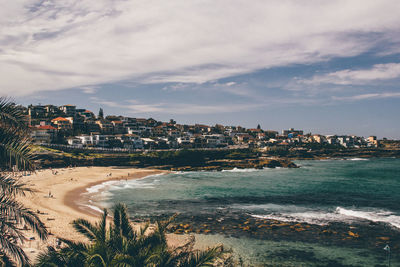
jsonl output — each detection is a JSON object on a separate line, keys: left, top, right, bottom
{"left": 18, "top": 166, "right": 170, "bottom": 260}
{"left": 63, "top": 169, "right": 168, "bottom": 217}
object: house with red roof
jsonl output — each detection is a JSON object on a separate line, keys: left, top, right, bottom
{"left": 30, "top": 125, "right": 57, "bottom": 144}
{"left": 51, "top": 117, "right": 72, "bottom": 131}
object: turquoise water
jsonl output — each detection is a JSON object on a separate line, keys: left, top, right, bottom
{"left": 89, "top": 158, "right": 400, "bottom": 266}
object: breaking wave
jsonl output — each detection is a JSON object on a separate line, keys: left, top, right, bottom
{"left": 251, "top": 206, "right": 400, "bottom": 229}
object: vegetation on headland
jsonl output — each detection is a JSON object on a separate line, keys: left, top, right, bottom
{"left": 35, "top": 203, "right": 232, "bottom": 267}
{"left": 33, "top": 142, "right": 400, "bottom": 171}
{"left": 0, "top": 98, "right": 48, "bottom": 266}
{"left": 34, "top": 147, "right": 298, "bottom": 170}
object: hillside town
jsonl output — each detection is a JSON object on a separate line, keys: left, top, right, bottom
{"left": 25, "top": 104, "right": 380, "bottom": 150}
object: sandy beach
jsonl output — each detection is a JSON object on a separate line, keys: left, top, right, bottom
{"left": 17, "top": 166, "right": 170, "bottom": 260}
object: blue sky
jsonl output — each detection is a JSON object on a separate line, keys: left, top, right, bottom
{"left": 1, "top": 1, "right": 400, "bottom": 138}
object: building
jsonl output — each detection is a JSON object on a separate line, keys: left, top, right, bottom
{"left": 177, "top": 136, "right": 191, "bottom": 146}
{"left": 234, "top": 133, "right": 253, "bottom": 144}
{"left": 282, "top": 128, "right": 303, "bottom": 137}
{"left": 72, "top": 134, "right": 108, "bottom": 147}
{"left": 28, "top": 105, "right": 46, "bottom": 118}
{"left": 96, "top": 120, "right": 113, "bottom": 134}
{"left": 51, "top": 117, "right": 73, "bottom": 131}
{"left": 203, "top": 134, "right": 228, "bottom": 148}
{"left": 152, "top": 125, "right": 166, "bottom": 136}
{"left": 312, "top": 134, "right": 326, "bottom": 143}
{"left": 30, "top": 125, "right": 57, "bottom": 144}
{"left": 367, "top": 136, "right": 379, "bottom": 147}
{"left": 76, "top": 109, "right": 95, "bottom": 120}
{"left": 44, "top": 105, "right": 59, "bottom": 116}
{"left": 111, "top": 121, "right": 125, "bottom": 134}
{"left": 116, "top": 134, "right": 143, "bottom": 149}
{"left": 59, "top": 105, "right": 76, "bottom": 117}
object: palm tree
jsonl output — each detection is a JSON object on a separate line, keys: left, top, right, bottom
{"left": 0, "top": 97, "right": 48, "bottom": 266}
{"left": 36, "top": 203, "right": 228, "bottom": 267}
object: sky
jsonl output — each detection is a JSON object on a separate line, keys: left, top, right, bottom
{"left": 1, "top": 1, "right": 400, "bottom": 139}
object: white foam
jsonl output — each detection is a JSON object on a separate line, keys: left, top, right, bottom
{"left": 85, "top": 180, "right": 118, "bottom": 194}
{"left": 174, "top": 171, "right": 190, "bottom": 174}
{"left": 251, "top": 211, "right": 347, "bottom": 226}
{"left": 81, "top": 204, "right": 105, "bottom": 214}
{"left": 336, "top": 207, "right": 400, "bottom": 229}
{"left": 235, "top": 203, "right": 338, "bottom": 225}
{"left": 222, "top": 168, "right": 258, "bottom": 173}
{"left": 250, "top": 206, "right": 400, "bottom": 229}
{"left": 348, "top": 158, "right": 369, "bottom": 161}
{"left": 85, "top": 172, "right": 166, "bottom": 194}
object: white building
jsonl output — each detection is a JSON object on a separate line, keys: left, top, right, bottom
{"left": 72, "top": 134, "right": 108, "bottom": 147}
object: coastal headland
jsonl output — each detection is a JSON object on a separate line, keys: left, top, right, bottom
{"left": 32, "top": 145, "right": 400, "bottom": 171}
{"left": 34, "top": 147, "right": 300, "bottom": 170}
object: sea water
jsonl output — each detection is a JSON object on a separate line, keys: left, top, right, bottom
{"left": 88, "top": 158, "right": 400, "bottom": 266}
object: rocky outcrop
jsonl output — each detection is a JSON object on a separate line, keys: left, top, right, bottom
{"left": 169, "top": 158, "right": 298, "bottom": 171}
{"left": 35, "top": 149, "right": 298, "bottom": 171}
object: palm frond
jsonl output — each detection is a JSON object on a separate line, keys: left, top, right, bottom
{"left": 0, "top": 194, "right": 48, "bottom": 240}
{"left": 98, "top": 208, "right": 108, "bottom": 243}
{"left": 55, "top": 238, "right": 89, "bottom": 266}
{"left": 71, "top": 218, "right": 98, "bottom": 242}
{"left": 113, "top": 203, "right": 134, "bottom": 239}
{"left": 180, "top": 245, "right": 224, "bottom": 267}
{"left": 0, "top": 97, "right": 46, "bottom": 266}
{"left": 0, "top": 175, "right": 31, "bottom": 197}
{"left": 35, "top": 204, "right": 229, "bottom": 267}
{"left": 56, "top": 237, "right": 89, "bottom": 251}
{"left": 0, "top": 231, "right": 29, "bottom": 266}
{"left": 0, "top": 251, "right": 17, "bottom": 267}
{"left": 0, "top": 128, "right": 35, "bottom": 171}
{"left": 87, "top": 253, "right": 107, "bottom": 267}
{"left": 0, "top": 216, "right": 25, "bottom": 243}
{"left": 110, "top": 253, "right": 137, "bottom": 267}
{"left": 0, "top": 97, "right": 28, "bottom": 130}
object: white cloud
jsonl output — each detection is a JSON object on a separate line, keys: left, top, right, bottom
{"left": 225, "top": 82, "right": 236, "bottom": 87}
{"left": 81, "top": 85, "right": 98, "bottom": 94}
{"left": 90, "top": 96, "right": 120, "bottom": 108}
{"left": 161, "top": 83, "right": 190, "bottom": 92}
{"left": 302, "top": 63, "right": 400, "bottom": 85}
{"left": 332, "top": 92, "right": 400, "bottom": 101}
{"left": 1, "top": 0, "right": 400, "bottom": 95}
{"left": 128, "top": 103, "right": 262, "bottom": 115}
{"left": 93, "top": 98, "right": 262, "bottom": 115}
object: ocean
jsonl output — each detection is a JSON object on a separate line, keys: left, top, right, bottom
{"left": 85, "top": 158, "right": 400, "bottom": 266}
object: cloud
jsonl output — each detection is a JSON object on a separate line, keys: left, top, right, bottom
{"left": 302, "top": 63, "right": 400, "bottom": 85}
{"left": 90, "top": 96, "right": 120, "bottom": 108}
{"left": 81, "top": 85, "right": 98, "bottom": 94}
{"left": 1, "top": 0, "right": 400, "bottom": 95}
{"left": 225, "top": 82, "right": 236, "bottom": 87}
{"left": 161, "top": 83, "right": 190, "bottom": 92}
{"left": 332, "top": 92, "right": 400, "bottom": 101}
{"left": 92, "top": 97, "right": 262, "bottom": 115}
{"left": 127, "top": 103, "right": 262, "bottom": 115}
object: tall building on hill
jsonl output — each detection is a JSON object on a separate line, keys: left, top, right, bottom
{"left": 59, "top": 105, "right": 76, "bottom": 117}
